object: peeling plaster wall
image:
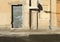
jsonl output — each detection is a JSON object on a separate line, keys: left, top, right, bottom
{"left": 38, "top": 0, "right": 57, "bottom": 30}
{"left": 0, "top": 0, "right": 57, "bottom": 31}
{"left": 0, "top": 0, "right": 24, "bottom": 29}
{"left": 56, "top": 0, "right": 60, "bottom": 28}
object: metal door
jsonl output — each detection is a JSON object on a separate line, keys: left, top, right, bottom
{"left": 12, "top": 5, "right": 22, "bottom": 28}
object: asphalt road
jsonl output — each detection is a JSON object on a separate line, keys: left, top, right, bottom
{"left": 0, "top": 34, "right": 60, "bottom": 42}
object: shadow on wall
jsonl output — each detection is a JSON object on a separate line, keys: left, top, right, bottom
{"left": 38, "top": 3, "right": 43, "bottom": 12}
{"left": 30, "top": 3, "right": 43, "bottom": 12}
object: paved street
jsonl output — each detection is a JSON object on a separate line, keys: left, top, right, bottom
{"left": 0, "top": 34, "right": 60, "bottom": 42}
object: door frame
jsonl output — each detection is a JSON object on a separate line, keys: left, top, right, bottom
{"left": 11, "top": 4, "right": 23, "bottom": 29}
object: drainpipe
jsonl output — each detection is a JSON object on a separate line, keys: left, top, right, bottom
{"left": 37, "top": 0, "right": 39, "bottom": 30}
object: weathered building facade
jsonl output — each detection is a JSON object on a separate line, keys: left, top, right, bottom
{"left": 0, "top": 0, "right": 60, "bottom": 34}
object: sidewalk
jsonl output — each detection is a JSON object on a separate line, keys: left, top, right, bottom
{"left": 0, "top": 28, "right": 60, "bottom": 36}
{"left": 0, "top": 28, "right": 60, "bottom": 37}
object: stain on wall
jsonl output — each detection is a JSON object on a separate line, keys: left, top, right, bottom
{"left": 56, "top": 0, "right": 60, "bottom": 27}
